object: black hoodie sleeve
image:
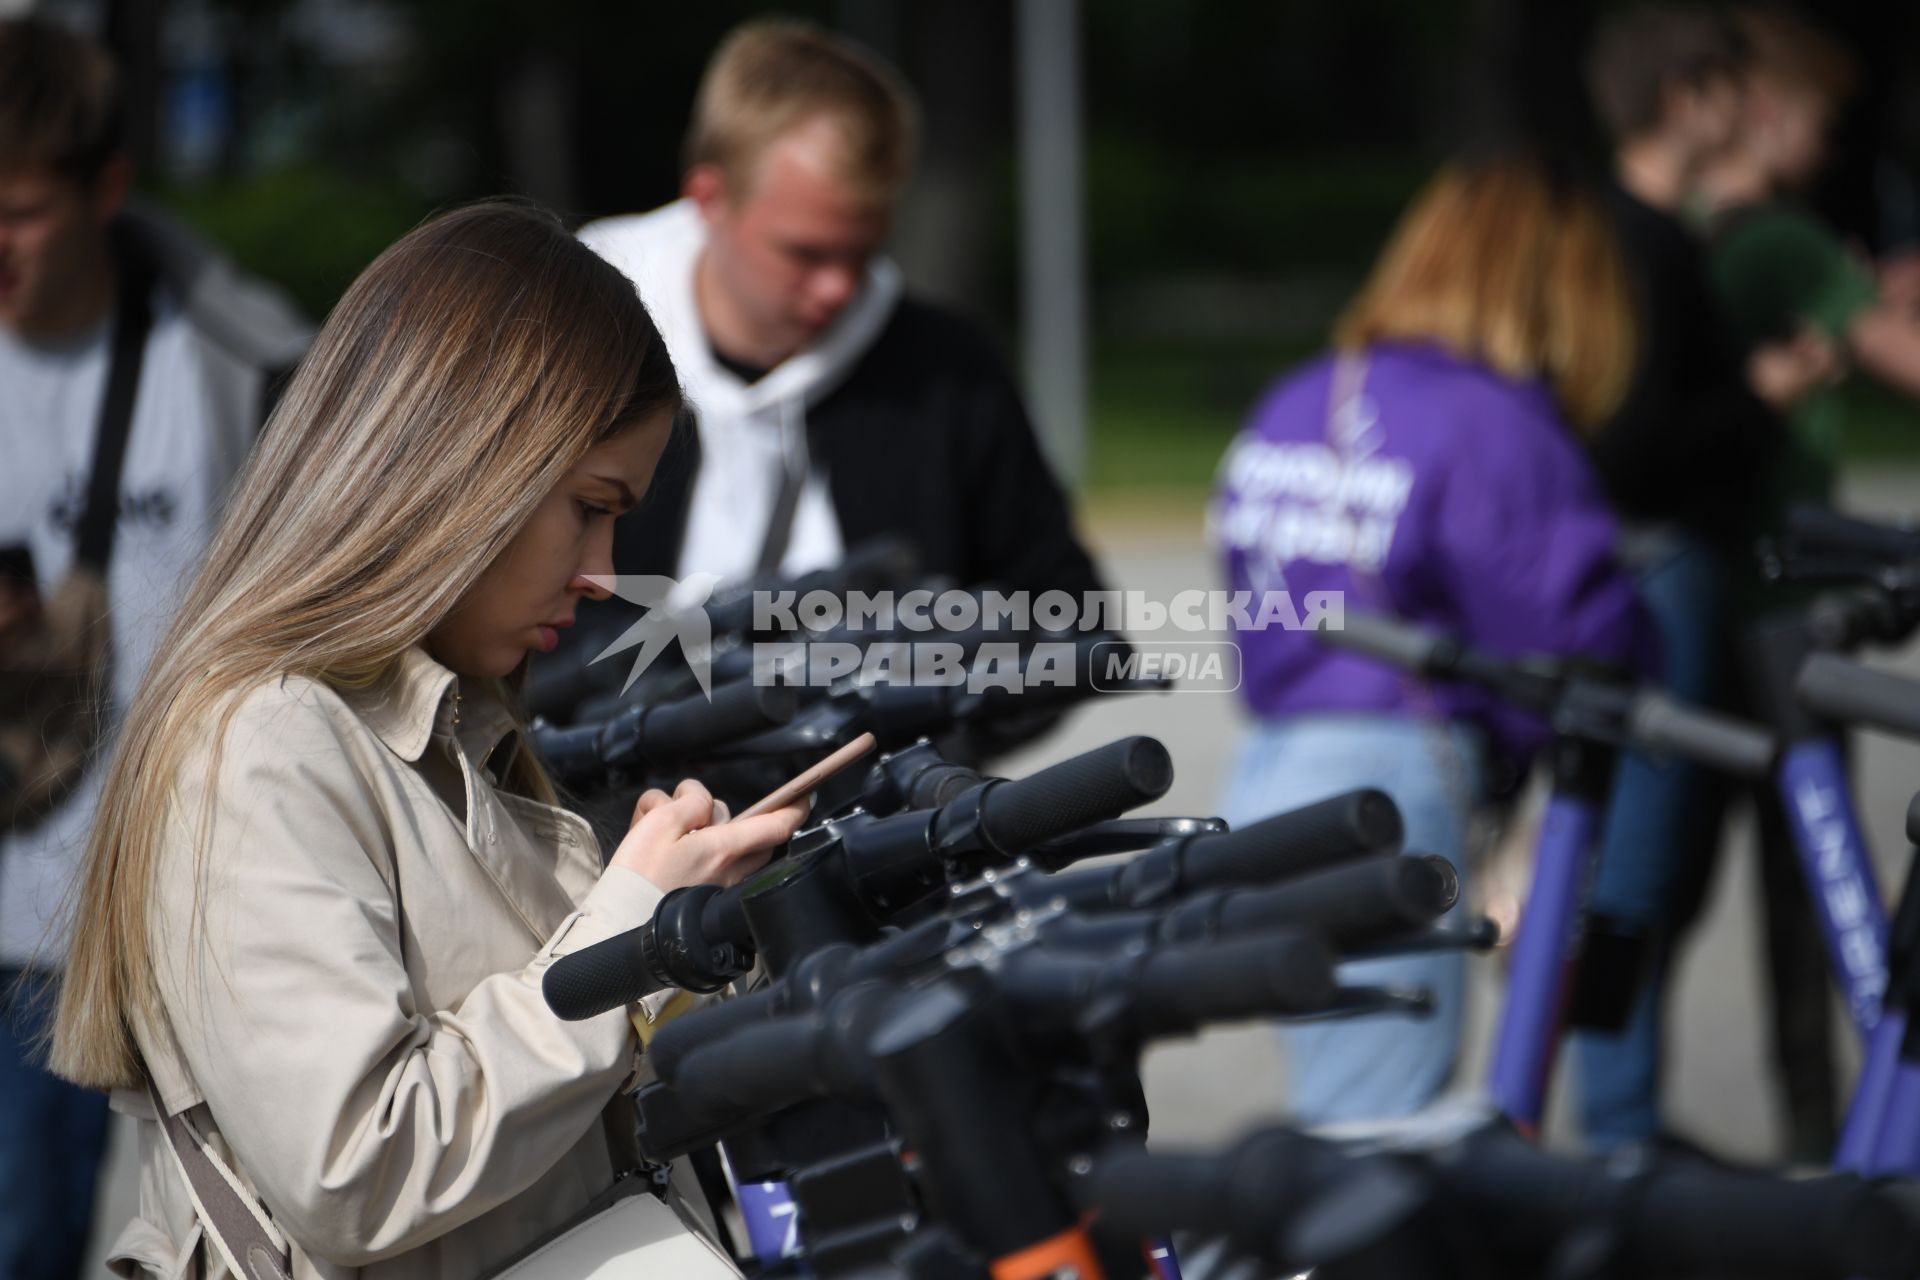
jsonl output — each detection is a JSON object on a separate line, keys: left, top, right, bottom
{"left": 814, "top": 299, "right": 1108, "bottom": 602}
{"left": 1588, "top": 189, "right": 1778, "bottom": 544}
{"left": 950, "top": 348, "right": 1108, "bottom": 603}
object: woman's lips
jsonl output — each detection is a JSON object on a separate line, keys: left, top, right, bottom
{"left": 534, "top": 614, "right": 572, "bottom": 653}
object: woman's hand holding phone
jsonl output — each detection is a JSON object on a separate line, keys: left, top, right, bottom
{"left": 610, "top": 778, "right": 806, "bottom": 891}
{"left": 607, "top": 734, "right": 876, "bottom": 891}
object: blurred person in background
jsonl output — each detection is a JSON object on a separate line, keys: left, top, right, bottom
{"left": 1701, "top": 7, "right": 1920, "bottom": 487}
{"left": 0, "top": 17, "right": 307, "bottom": 1277}
{"left": 570, "top": 19, "right": 1102, "bottom": 610}
{"left": 1570, "top": 5, "right": 1811, "bottom": 1157}
{"left": 1208, "top": 154, "right": 1652, "bottom": 1123}
{"left": 1695, "top": 4, "right": 1920, "bottom": 1160}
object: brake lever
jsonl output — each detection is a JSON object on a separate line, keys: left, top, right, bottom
{"left": 1343, "top": 917, "right": 1502, "bottom": 959}
{"left": 1028, "top": 816, "right": 1229, "bottom": 864}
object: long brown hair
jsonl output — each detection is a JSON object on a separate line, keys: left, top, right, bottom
{"left": 1335, "top": 156, "right": 1636, "bottom": 432}
{"left": 50, "top": 201, "right": 680, "bottom": 1088}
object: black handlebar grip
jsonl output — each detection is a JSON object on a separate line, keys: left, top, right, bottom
{"left": 1626, "top": 691, "right": 1777, "bottom": 778}
{"left": 1316, "top": 612, "right": 1443, "bottom": 673}
{"left": 1797, "top": 652, "right": 1920, "bottom": 741}
{"left": 699, "top": 885, "right": 752, "bottom": 952}
{"left": 542, "top": 925, "right": 669, "bottom": 1021}
{"left": 907, "top": 761, "right": 989, "bottom": 809}
{"left": 528, "top": 721, "right": 609, "bottom": 780}
{"left": 1624, "top": 1167, "right": 1920, "bottom": 1280}
{"left": 839, "top": 534, "right": 920, "bottom": 581}
{"left": 646, "top": 985, "right": 782, "bottom": 1088}
{"left": 989, "top": 631, "right": 1161, "bottom": 707}
{"left": 1135, "top": 931, "right": 1339, "bottom": 1032}
{"left": 630, "top": 678, "right": 798, "bottom": 764}
{"left": 976, "top": 736, "right": 1174, "bottom": 854}
{"left": 790, "top": 536, "right": 919, "bottom": 606}
{"left": 526, "top": 616, "right": 632, "bottom": 719}
{"left": 1084, "top": 1147, "right": 1243, "bottom": 1239}
{"left": 1213, "top": 855, "right": 1457, "bottom": 950}
{"left": 1178, "top": 790, "right": 1404, "bottom": 890}
{"left": 1787, "top": 503, "right": 1920, "bottom": 563}
{"left": 669, "top": 1014, "right": 825, "bottom": 1119}
{"left": 1082, "top": 1128, "right": 1427, "bottom": 1268}
{"left": 702, "top": 537, "right": 922, "bottom": 637}
{"left": 651, "top": 925, "right": 939, "bottom": 1085}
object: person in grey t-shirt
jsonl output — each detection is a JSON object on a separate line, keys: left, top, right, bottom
{"left": 0, "top": 19, "right": 307, "bottom": 1277}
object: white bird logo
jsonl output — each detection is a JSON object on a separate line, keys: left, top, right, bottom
{"left": 582, "top": 573, "right": 725, "bottom": 698}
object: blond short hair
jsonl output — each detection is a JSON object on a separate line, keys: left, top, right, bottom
{"left": 685, "top": 19, "right": 919, "bottom": 201}
{"left": 1336, "top": 157, "right": 1636, "bottom": 433}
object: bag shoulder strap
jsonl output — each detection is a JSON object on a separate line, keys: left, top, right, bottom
{"left": 74, "top": 231, "right": 156, "bottom": 573}
{"left": 145, "top": 1080, "right": 293, "bottom": 1280}
{"left": 754, "top": 399, "right": 809, "bottom": 575}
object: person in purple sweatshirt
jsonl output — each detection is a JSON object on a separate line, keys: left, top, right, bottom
{"left": 1209, "top": 153, "right": 1655, "bottom": 1123}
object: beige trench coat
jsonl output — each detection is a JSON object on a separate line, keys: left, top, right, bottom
{"left": 104, "top": 646, "right": 704, "bottom": 1278}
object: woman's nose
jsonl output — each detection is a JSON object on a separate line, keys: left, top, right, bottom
{"left": 570, "top": 573, "right": 614, "bottom": 602}
{"left": 572, "top": 527, "right": 617, "bottom": 600}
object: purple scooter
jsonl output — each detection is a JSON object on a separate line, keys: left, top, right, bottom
{"left": 1755, "top": 507, "right": 1920, "bottom": 1171}
{"left": 1787, "top": 652, "right": 1920, "bottom": 1175}
{"left": 1324, "top": 613, "right": 1778, "bottom": 1132}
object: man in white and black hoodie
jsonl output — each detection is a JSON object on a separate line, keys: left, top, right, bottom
{"left": 574, "top": 19, "right": 1104, "bottom": 613}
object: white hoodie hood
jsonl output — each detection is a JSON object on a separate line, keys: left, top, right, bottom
{"left": 578, "top": 199, "right": 903, "bottom": 591}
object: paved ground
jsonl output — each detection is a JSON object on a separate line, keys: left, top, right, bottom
{"left": 80, "top": 465, "right": 1920, "bottom": 1269}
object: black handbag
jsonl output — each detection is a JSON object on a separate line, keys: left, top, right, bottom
{"left": 0, "top": 234, "right": 152, "bottom": 833}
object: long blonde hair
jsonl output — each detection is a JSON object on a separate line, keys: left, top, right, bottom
{"left": 49, "top": 201, "right": 681, "bottom": 1089}
{"left": 1335, "top": 155, "right": 1636, "bottom": 432}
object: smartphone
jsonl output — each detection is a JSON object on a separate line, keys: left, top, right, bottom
{"left": 732, "top": 732, "right": 878, "bottom": 821}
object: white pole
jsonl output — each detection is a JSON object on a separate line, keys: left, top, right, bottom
{"left": 1016, "top": 0, "right": 1089, "bottom": 488}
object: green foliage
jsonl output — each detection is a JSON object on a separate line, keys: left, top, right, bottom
{"left": 1084, "top": 344, "right": 1920, "bottom": 498}
{"left": 152, "top": 167, "right": 431, "bottom": 320}
{"left": 1839, "top": 379, "right": 1920, "bottom": 459}
{"left": 1087, "top": 336, "right": 1322, "bottom": 493}
{"left": 1086, "top": 143, "right": 1426, "bottom": 287}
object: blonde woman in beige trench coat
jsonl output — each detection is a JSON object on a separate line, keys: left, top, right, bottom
{"left": 45, "top": 203, "right": 808, "bottom": 1278}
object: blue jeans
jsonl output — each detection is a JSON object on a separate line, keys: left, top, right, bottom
{"left": 0, "top": 967, "right": 110, "bottom": 1280}
{"left": 1570, "top": 532, "right": 1729, "bottom": 1148}
{"left": 1219, "top": 713, "right": 1483, "bottom": 1124}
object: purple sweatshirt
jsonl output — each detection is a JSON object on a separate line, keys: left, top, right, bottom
{"left": 1209, "top": 342, "right": 1656, "bottom": 755}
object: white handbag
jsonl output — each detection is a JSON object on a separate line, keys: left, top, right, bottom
{"left": 147, "top": 1080, "right": 741, "bottom": 1280}
{"left": 483, "top": 1177, "right": 741, "bottom": 1278}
